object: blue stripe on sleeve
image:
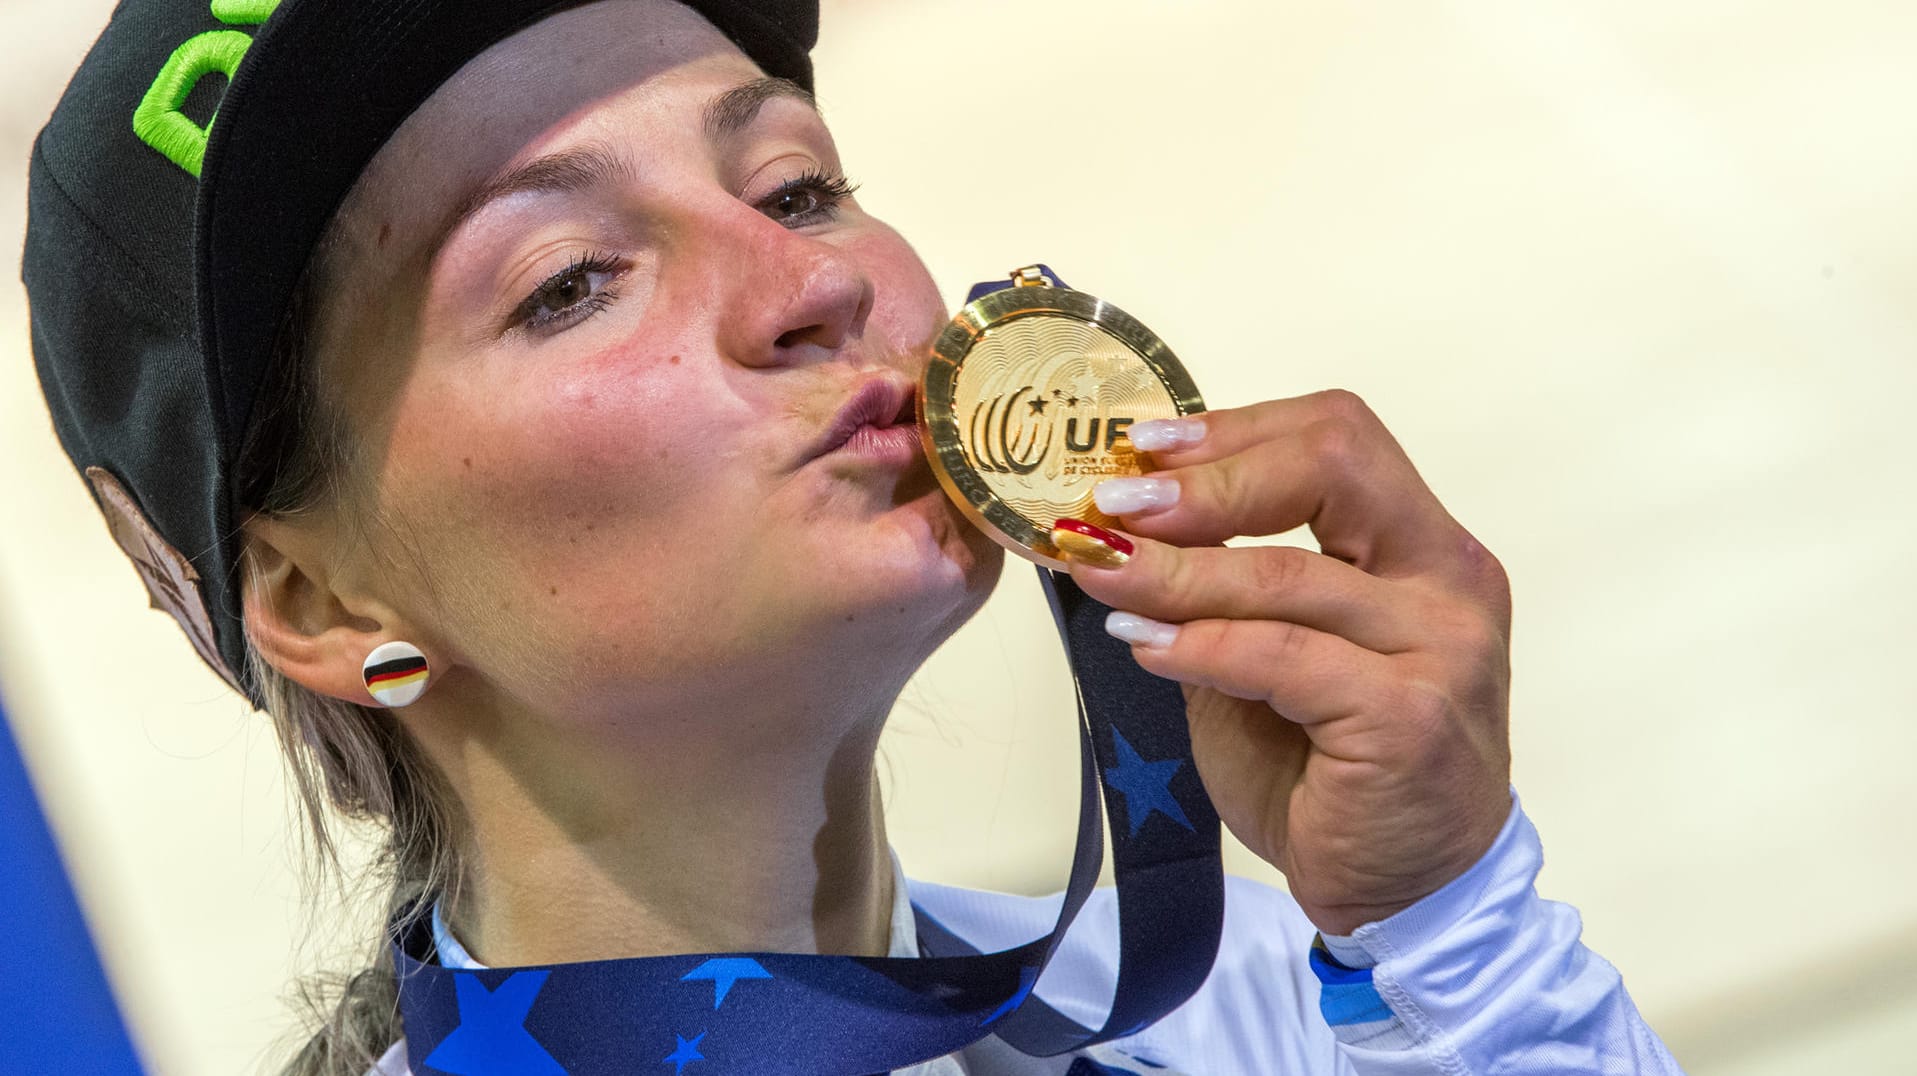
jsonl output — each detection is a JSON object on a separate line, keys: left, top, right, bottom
{"left": 1317, "top": 978, "right": 1395, "bottom": 1027}
{"left": 1307, "top": 937, "right": 1398, "bottom": 1028}
{"left": 1307, "top": 943, "right": 1375, "bottom": 986}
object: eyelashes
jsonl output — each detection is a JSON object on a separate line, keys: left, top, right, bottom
{"left": 510, "top": 250, "right": 627, "bottom": 335}
{"left": 506, "top": 167, "right": 860, "bottom": 337}
{"left": 758, "top": 167, "right": 860, "bottom": 227}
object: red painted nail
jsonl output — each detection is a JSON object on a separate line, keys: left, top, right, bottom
{"left": 1052, "top": 518, "right": 1134, "bottom": 567}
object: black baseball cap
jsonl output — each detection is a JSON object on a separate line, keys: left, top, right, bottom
{"left": 23, "top": 0, "right": 818, "bottom": 701}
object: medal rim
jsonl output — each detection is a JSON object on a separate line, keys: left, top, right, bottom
{"left": 921, "top": 284, "right": 1206, "bottom": 569}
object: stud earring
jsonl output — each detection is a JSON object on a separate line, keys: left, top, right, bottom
{"left": 362, "top": 641, "right": 430, "bottom": 708}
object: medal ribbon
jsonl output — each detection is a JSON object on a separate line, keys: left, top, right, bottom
{"left": 392, "top": 270, "right": 1225, "bottom": 1076}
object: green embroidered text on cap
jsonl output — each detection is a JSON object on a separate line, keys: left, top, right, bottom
{"left": 131, "top": 0, "right": 282, "bottom": 178}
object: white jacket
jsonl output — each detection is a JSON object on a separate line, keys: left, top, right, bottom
{"left": 370, "top": 795, "right": 1683, "bottom": 1074}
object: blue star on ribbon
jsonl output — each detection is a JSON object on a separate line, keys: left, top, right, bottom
{"left": 679, "top": 957, "right": 773, "bottom": 1009}
{"left": 1103, "top": 727, "right": 1194, "bottom": 837}
{"left": 979, "top": 963, "right": 1039, "bottom": 1027}
{"left": 421, "top": 971, "right": 566, "bottom": 1076}
{"left": 663, "top": 1031, "right": 707, "bottom": 1075}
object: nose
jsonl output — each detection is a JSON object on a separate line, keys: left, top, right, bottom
{"left": 717, "top": 226, "right": 874, "bottom": 369}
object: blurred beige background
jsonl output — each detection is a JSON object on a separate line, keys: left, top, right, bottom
{"left": 4, "top": 0, "right": 1914, "bottom": 1072}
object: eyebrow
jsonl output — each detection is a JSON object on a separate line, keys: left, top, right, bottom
{"left": 444, "top": 142, "right": 634, "bottom": 236}
{"left": 703, "top": 75, "right": 817, "bottom": 140}
{"left": 436, "top": 77, "right": 820, "bottom": 250}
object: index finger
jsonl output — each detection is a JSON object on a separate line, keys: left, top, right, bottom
{"left": 1114, "top": 392, "right": 1503, "bottom": 598}
{"left": 1126, "top": 390, "right": 1363, "bottom": 467}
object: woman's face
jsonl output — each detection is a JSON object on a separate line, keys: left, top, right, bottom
{"left": 303, "top": 0, "right": 1002, "bottom": 731}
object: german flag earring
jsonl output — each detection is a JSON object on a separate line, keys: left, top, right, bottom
{"left": 362, "top": 641, "right": 431, "bottom": 708}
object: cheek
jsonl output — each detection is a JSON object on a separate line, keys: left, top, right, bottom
{"left": 375, "top": 339, "right": 775, "bottom": 701}
{"left": 381, "top": 340, "right": 724, "bottom": 605}
{"left": 845, "top": 223, "right": 945, "bottom": 350}
{"left": 529, "top": 354, "right": 690, "bottom": 482}
{"left": 446, "top": 343, "right": 688, "bottom": 483}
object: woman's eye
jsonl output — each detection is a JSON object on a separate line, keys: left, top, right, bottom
{"left": 511, "top": 253, "right": 626, "bottom": 335}
{"left": 773, "top": 186, "right": 824, "bottom": 219}
{"left": 759, "top": 168, "right": 859, "bottom": 227}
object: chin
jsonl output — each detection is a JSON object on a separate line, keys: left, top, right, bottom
{"left": 821, "top": 486, "right": 1003, "bottom": 640}
{"left": 895, "top": 476, "right": 1005, "bottom": 596}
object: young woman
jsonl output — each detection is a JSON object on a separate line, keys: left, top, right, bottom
{"left": 26, "top": 1, "right": 1683, "bottom": 1073}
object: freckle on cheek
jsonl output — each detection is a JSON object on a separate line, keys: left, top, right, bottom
{"left": 668, "top": 354, "right": 681, "bottom": 365}
{"left": 462, "top": 457, "right": 472, "bottom": 469}
{"left": 377, "top": 221, "right": 392, "bottom": 248}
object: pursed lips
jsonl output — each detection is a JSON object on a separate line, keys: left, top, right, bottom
{"left": 807, "top": 376, "right": 918, "bottom": 462}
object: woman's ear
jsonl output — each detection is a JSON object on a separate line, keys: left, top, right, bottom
{"left": 241, "top": 515, "right": 422, "bottom": 706}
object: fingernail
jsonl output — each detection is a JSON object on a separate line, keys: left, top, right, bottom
{"left": 1125, "top": 417, "right": 1207, "bottom": 452}
{"left": 1094, "top": 476, "right": 1180, "bottom": 517}
{"left": 1105, "top": 610, "right": 1180, "bottom": 649}
{"left": 1052, "top": 518, "right": 1133, "bottom": 568}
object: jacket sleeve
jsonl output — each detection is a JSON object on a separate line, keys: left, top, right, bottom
{"left": 1308, "top": 792, "right": 1687, "bottom": 1075}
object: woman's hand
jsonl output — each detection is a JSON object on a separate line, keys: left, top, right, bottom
{"left": 1064, "top": 390, "right": 1513, "bottom": 936}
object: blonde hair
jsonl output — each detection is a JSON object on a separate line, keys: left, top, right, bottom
{"left": 255, "top": 653, "right": 462, "bottom": 1076}
{"left": 239, "top": 258, "right": 468, "bottom": 1076}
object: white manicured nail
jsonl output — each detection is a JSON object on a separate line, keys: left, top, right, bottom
{"left": 1105, "top": 610, "right": 1180, "bottom": 649}
{"left": 1094, "top": 476, "right": 1180, "bottom": 516}
{"left": 1125, "top": 417, "right": 1207, "bottom": 452}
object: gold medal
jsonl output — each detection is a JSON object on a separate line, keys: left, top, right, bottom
{"left": 920, "top": 265, "right": 1206, "bottom": 568}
